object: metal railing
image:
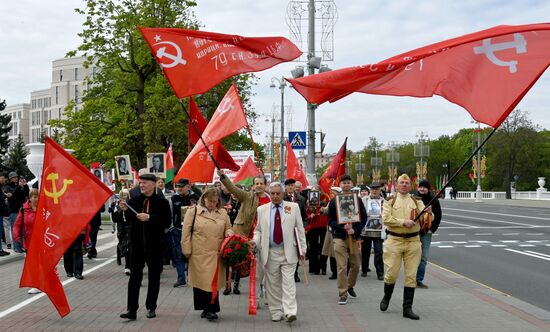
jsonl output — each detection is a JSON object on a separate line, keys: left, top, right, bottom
{"left": 445, "top": 191, "right": 550, "bottom": 200}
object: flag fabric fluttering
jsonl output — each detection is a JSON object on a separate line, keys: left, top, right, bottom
{"left": 232, "top": 156, "right": 261, "bottom": 187}
{"left": 139, "top": 27, "right": 302, "bottom": 98}
{"left": 285, "top": 140, "right": 309, "bottom": 187}
{"left": 318, "top": 138, "right": 347, "bottom": 200}
{"left": 287, "top": 23, "right": 550, "bottom": 129}
{"left": 20, "top": 137, "right": 112, "bottom": 317}
{"left": 165, "top": 144, "right": 175, "bottom": 184}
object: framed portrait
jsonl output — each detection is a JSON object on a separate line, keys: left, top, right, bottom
{"left": 91, "top": 168, "right": 103, "bottom": 182}
{"left": 115, "top": 155, "right": 133, "bottom": 180}
{"left": 308, "top": 190, "right": 320, "bottom": 207}
{"left": 335, "top": 193, "right": 361, "bottom": 224}
{"left": 147, "top": 153, "right": 166, "bottom": 178}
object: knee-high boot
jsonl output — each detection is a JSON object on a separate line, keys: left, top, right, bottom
{"left": 403, "top": 287, "right": 420, "bottom": 320}
{"left": 380, "top": 283, "right": 395, "bottom": 311}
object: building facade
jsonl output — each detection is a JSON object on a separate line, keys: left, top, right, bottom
{"left": 1, "top": 103, "right": 30, "bottom": 145}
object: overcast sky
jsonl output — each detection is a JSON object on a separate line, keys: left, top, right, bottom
{"left": 2, "top": 0, "right": 550, "bottom": 154}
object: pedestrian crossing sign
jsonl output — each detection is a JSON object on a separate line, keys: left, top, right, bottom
{"left": 289, "top": 131, "right": 306, "bottom": 149}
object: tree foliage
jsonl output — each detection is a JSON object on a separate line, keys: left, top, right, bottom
{"left": 52, "top": 0, "right": 261, "bottom": 172}
{"left": 0, "top": 99, "right": 12, "bottom": 164}
{"left": 3, "top": 134, "right": 34, "bottom": 180}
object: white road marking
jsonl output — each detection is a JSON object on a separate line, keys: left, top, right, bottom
{"left": 442, "top": 220, "right": 475, "bottom": 228}
{"left": 518, "top": 244, "right": 536, "bottom": 247}
{"left": 491, "top": 245, "right": 507, "bottom": 247}
{"left": 0, "top": 241, "right": 117, "bottom": 319}
{"left": 525, "top": 250, "right": 550, "bottom": 259}
{"left": 440, "top": 226, "right": 550, "bottom": 229}
{"left": 505, "top": 248, "right": 550, "bottom": 261}
{"left": 448, "top": 233, "right": 465, "bottom": 236}
{"left": 474, "top": 233, "right": 493, "bottom": 236}
{"left": 453, "top": 241, "right": 468, "bottom": 244}
{"left": 525, "top": 240, "right": 542, "bottom": 243}
{"left": 464, "top": 245, "right": 481, "bottom": 248}
{"left": 472, "top": 240, "right": 491, "bottom": 243}
{"left": 500, "top": 240, "right": 519, "bottom": 243}
{"left": 503, "top": 233, "right": 520, "bottom": 236}
{"left": 527, "top": 233, "right": 545, "bottom": 236}
{"left": 437, "top": 245, "right": 454, "bottom": 248}
{"left": 443, "top": 207, "right": 550, "bottom": 221}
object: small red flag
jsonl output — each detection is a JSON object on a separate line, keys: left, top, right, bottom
{"left": 285, "top": 140, "right": 309, "bottom": 187}
{"left": 20, "top": 137, "right": 112, "bottom": 317}
{"left": 188, "top": 97, "right": 240, "bottom": 171}
{"left": 319, "top": 138, "right": 347, "bottom": 200}
{"left": 288, "top": 23, "right": 550, "bottom": 128}
{"left": 232, "top": 156, "right": 261, "bottom": 186}
{"left": 139, "top": 27, "right": 302, "bottom": 98}
{"left": 176, "top": 143, "right": 221, "bottom": 183}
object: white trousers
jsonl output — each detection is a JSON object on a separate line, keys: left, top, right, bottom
{"left": 264, "top": 247, "right": 297, "bottom": 319}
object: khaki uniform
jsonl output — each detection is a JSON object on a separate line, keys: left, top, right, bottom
{"left": 382, "top": 193, "right": 429, "bottom": 287}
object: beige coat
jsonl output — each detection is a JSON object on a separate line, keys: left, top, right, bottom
{"left": 253, "top": 201, "right": 307, "bottom": 267}
{"left": 182, "top": 205, "right": 231, "bottom": 292}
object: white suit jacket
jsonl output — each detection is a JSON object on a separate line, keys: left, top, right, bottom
{"left": 253, "top": 201, "right": 307, "bottom": 267}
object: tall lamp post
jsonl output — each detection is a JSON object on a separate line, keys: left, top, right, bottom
{"left": 270, "top": 77, "right": 287, "bottom": 181}
{"left": 472, "top": 121, "right": 483, "bottom": 202}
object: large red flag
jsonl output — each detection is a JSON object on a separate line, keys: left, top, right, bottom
{"left": 287, "top": 23, "right": 550, "bottom": 128}
{"left": 185, "top": 84, "right": 247, "bottom": 164}
{"left": 139, "top": 27, "right": 302, "bottom": 98}
{"left": 319, "top": 138, "right": 347, "bottom": 200}
{"left": 20, "top": 137, "right": 112, "bottom": 317}
{"left": 232, "top": 156, "right": 261, "bottom": 186}
{"left": 285, "top": 140, "right": 309, "bottom": 187}
{"left": 188, "top": 97, "right": 240, "bottom": 171}
{"left": 177, "top": 143, "right": 221, "bottom": 183}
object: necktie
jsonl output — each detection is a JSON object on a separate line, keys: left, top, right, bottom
{"left": 273, "top": 204, "right": 283, "bottom": 245}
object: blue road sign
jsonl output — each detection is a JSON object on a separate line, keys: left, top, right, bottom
{"left": 289, "top": 131, "right": 306, "bottom": 150}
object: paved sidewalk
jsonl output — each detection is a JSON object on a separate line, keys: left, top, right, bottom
{"left": 1, "top": 230, "right": 550, "bottom": 331}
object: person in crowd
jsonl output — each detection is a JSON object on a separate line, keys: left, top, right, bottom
{"left": 156, "top": 178, "right": 172, "bottom": 194}
{"left": 112, "top": 189, "right": 132, "bottom": 275}
{"left": 182, "top": 188, "right": 233, "bottom": 321}
{"left": 252, "top": 182, "right": 307, "bottom": 323}
{"left": 170, "top": 178, "right": 199, "bottom": 288}
{"left": 63, "top": 223, "right": 90, "bottom": 280}
{"left": 415, "top": 179, "right": 442, "bottom": 289}
{"left": 306, "top": 198, "right": 328, "bottom": 275}
{"left": 380, "top": 174, "right": 432, "bottom": 320}
{"left": 321, "top": 186, "right": 342, "bottom": 280}
{"left": 217, "top": 169, "right": 271, "bottom": 296}
{"left": 0, "top": 172, "right": 10, "bottom": 256}
{"left": 13, "top": 188, "right": 39, "bottom": 252}
{"left": 119, "top": 174, "right": 171, "bottom": 320}
{"left": 360, "top": 182, "right": 385, "bottom": 280}
{"left": 328, "top": 175, "right": 367, "bottom": 305}
{"left": 283, "top": 178, "right": 308, "bottom": 282}
{"left": 87, "top": 205, "right": 106, "bottom": 259}
{"left": 5, "top": 172, "right": 26, "bottom": 252}
{"left": 223, "top": 193, "right": 242, "bottom": 295}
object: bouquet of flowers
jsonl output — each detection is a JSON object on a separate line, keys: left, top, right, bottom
{"left": 220, "top": 234, "right": 253, "bottom": 277}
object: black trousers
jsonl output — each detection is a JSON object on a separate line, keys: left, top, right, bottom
{"left": 127, "top": 250, "right": 163, "bottom": 312}
{"left": 88, "top": 224, "right": 100, "bottom": 256}
{"left": 307, "top": 227, "right": 327, "bottom": 273}
{"left": 361, "top": 237, "right": 384, "bottom": 276}
{"left": 193, "top": 288, "right": 220, "bottom": 313}
{"left": 63, "top": 234, "right": 84, "bottom": 276}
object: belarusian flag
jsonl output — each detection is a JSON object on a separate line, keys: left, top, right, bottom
{"left": 166, "top": 144, "right": 175, "bottom": 184}
{"left": 233, "top": 156, "right": 261, "bottom": 187}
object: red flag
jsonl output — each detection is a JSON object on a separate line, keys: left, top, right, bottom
{"left": 176, "top": 143, "right": 220, "bottom": 183}
{"left": 89, "top": 161, "right": 100, "bottom": 169}
{"left": 319, "top": 138, "right": 347, "bottom": 200}
{"left": 166, "top": 144, "right": 175, "bottom": 184}
{"left": 285, "top": 140, "right": 309, "bottom": 187}
{"left": 20, "top": 137, "right": 112, "bottom": 317}
{"left": 188, "top": 97, "right": 240, "bottom": 171}
{"left": 185, "top": 84, "right": 247, "bottom": 164}
{"left": 139, "top": 27, "right": 302, "bottom": 98}
{"left": 288, "top": 23, "right": 550, "bottom": 128}
{"left": 232, "top": 156, "right": 261, "bottom": 186}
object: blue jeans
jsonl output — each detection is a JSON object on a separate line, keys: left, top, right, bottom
{"left": 416, "top": 232, "right": 432, "bottom": 283}
{"left": 169, "top": 228, "right": 187, "bottom": 284}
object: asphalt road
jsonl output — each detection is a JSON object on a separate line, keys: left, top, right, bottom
{"left": 430, "top": 200, "right": 550, "bottom": 311}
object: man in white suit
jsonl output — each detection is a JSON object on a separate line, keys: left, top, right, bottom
{"left": 253, "top": 182, "right": 307, "bottom": 323}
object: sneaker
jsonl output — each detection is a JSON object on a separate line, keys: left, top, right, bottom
{"left": 173, "top": 281, "right": 186, "bottom": 288}
{"left": 417, "top": 281, "right": 428, "bottom": 289}
{"left": 28, "top": 288, "right": 41, "bottom": 294}
{"left": 338, "top": 296, "right": 348, "bottom": 305}
{"left": 0, "top": 250, "right": 9, "bottom": 256}
{"left": 348, "top": 288, "right": 358, "bottom": 298}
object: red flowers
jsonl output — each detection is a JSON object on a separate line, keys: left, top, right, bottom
{"left": 220, "top": 234, "right": 252, "bottom": 267}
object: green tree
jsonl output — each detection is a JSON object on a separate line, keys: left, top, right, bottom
{"left": 3, "top": 134, "right": 34, "bottom": 180}
{"left": 0, "top": 99, "right": 12, "bottom": 166}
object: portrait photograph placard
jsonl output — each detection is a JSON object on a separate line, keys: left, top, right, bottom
{"left": 115, "top": 155, "right": 132, "bottom": 180}
{"left": 147, "top": 153, "right": 166, "bottom": 178}
{"left": 308, "top": 190, "right": 320, "bottom": 207}
{"left": 335, "top": 193, "right": 361, "bottom": 224}
{"left": 91, "top": 168, "right": 104, "bottom": 182}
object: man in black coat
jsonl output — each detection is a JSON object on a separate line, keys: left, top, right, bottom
{"left": 119, "top": 174, "right": 171, "bottom": 320}
{"left": 415, "top": 179, "right": 442, "bottom": 289}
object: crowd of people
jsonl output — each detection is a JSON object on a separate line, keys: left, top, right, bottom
{"left": 2, "top": 167, "right": 442, "bottom": 323}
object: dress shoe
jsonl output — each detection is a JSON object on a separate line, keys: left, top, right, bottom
{"left": 66, "top": 273, "right": 74, "bottom": 278}
{"left": 75, "top": 275, "right": 84, "bottom": 280}
{"left": 146, "top": 309, "right": 156, "bottom": 318}
{"left": 271, "top": 315, "right": 283, "bottom": 322}
{"left": 6, "top": 244, "right": 11, "bottom": 249}
{"left": 367, "top": 268, "right": 371, "bottom": 272}
{"left": 206, "top": 312, "right": 218, "bottom": 321}
{"left": 233, "top": 283, "right": 241, "bottom": 294}
{"left": 416, "top": 282, "right": 428, "bottom": 289}
{"left": 223, "top": 287, "right": 231, "bottom": 295}
{"left": 173, "top": 281, "right": 186, "bottom": 288}
{"left": 377, "top": 275, "right": 384, "bottom": 281}
{"left": 120, "top": 311, "right": 137, "bottom": 320}
{"left": 329, "top": 274, "right": 337, "bottom": 280}
{"left": 294, "top": 274, "right": 301, "bottom": 282}
{"left": 285, "top": 314, "right": 297, "bottom": 322}
{"left": 361, "top": 272, "right": 368, "bottom": 277}
{"left": 201, "top": 310, "right": 207, "bottom": 318}
{"left": 321, "top": 269, "right": 327, "bottom": 275}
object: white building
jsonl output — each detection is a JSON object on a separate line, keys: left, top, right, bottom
{"left": 298, "top": 152, "right": 336, "bottom": 172}
{"left": 1, "top": 103, "right": 30, "bottom": 145}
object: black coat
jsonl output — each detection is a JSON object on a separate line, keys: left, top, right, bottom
{"left": 418, "top": 191, "right": 442, "bottom": 234}
{"left": 284, "top": 193, "right": 308, "bottom": 226}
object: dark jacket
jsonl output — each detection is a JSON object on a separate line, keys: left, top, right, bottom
{"left": 328, "top": 196, "right": 367, "bottom": 240}
{"left": 125, "top": 192, "right": 171, "bottom": 256}
{"left": 6, "top": 182, "right": 25, "bottom": 214}
{"left": 418, "top": 191, "right": 442, "bottom": 234}
{"left": 284, "top": 192, "right": 308, "bottom": 226}
{"left": 170, "top": 190, "right": 199, "bottom": 229}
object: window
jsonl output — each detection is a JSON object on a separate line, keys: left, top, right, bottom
{"left": 55, "top": 86, "right": 58, "bottom": 104}
{"left": 75, "top": 85, "right": 79, "bottom": 103}
{"left": 75, "top": 68, "right": 78, "bottom": 80}
{"left": 59, "top": 69, "right": 63, "bottom": 81}
{"left": 43, "top": 110, "right": 49, "bottom": 124}
{"left": 92, "top": 66, "right": 97, "bottom": 78}
{"left": 18, "top": 111, "right": 21, "bottom": 119}
{"left": 31, "top": 99, "right": 36, "bottom": 109}
{"left": 38, "top": 98, "right": 43, "bottom": 108}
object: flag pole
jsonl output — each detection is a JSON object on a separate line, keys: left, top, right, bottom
{"left": 179, "top": 99, "right": 222, "bottom": 170}
{"left": 414, "top": 126, "right": 497, "bottom": 222}
{"left": 245, "top": 124, "right": 265, "bottom": 175}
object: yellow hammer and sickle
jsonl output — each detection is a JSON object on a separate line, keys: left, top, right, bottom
{"left": 43, "top": 173, "right": 73, "bottom": 204}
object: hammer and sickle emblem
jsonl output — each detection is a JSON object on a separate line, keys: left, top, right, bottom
{"left": 473, "top": 33, "right": 527, "bottom": 73}
{"left": 154, "top": 41, "right": 187, "bottom": 68}
{"left": 43, "top": 173, "right": 73, "bottom": 204}
{"left": 218, "top": 97, "right": 235, "bottom": 115}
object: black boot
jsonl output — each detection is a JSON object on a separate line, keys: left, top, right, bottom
{"left": 233, "top": 282, "right": 241, "bottom": 295}
{"left": 380, "top": 283, "right": 395, "bottom": 311}
{"left": 403, "top": 287, "right": 420, "bottom": 320}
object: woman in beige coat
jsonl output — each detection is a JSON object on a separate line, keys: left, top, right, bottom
{"left": 182, "top": 188, "right": 233, "bottom": 321}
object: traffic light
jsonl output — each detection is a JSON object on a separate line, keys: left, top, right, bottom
{"left": 320, "top": 131, "right": 326, "bottom": 154}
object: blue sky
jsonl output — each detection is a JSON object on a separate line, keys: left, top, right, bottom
{"left": 2, "top": 0, "right": 550, "bottom": 153}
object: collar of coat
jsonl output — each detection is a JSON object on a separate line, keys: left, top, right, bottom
{"left": 197, "top": 205, "right": 222, "bottom": 215}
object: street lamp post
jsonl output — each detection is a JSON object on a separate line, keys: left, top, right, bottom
{"left": 474, "top": 121, "right": 483, "bottom": 202}
{"left": 270, "top": 77, "right": 287, "bottom": 181}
